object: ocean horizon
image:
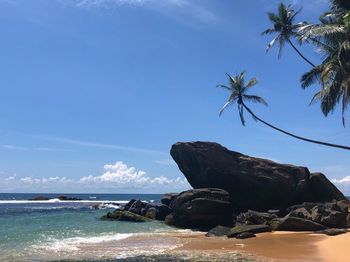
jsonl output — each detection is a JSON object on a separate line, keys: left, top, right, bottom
{"left": 0, "top": 193, "right": 190, "bottom": 261}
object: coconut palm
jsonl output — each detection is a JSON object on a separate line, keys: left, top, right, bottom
{"left": 262, "top": 2, "right": 315, "bottom": 67}
{"left": 299, "top": 1, "right": 350, "bottom": 125}
{"left": 217, "top": 72, "right": 267, "bottom": 126}
{"left": 218, "top": 72, "right": 350, "bottom": 150}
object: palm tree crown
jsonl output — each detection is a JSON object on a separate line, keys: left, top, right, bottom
{"left": 299, "top": 1, "right": 350, "bottom": 125}
{"left": 262, "top": 2, "right": 315, "bottom": 67}
{"left": 217, "top": 72, "right": 267, "bottom": 125}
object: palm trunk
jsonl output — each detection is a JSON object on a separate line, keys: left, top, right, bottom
{"left": 242, "top": 102, "right": 350, "bottom": 151}
{"left": 288, "top": 39, "right": 316, "bottom": 67}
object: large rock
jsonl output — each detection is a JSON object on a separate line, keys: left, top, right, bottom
{"left": 170, "top": 142, "right": 347, "bottom": 211}
{"left": 101, "top": 211, "right": 150, "bottom": 222}
{"left": 287, "top": 201, "right": 349, "bottom": 228}
{"left": 270, "top": 216, "right": 326, "bottom": 231}
{"left": 166, "top": 188, "right": 233, "bottom": 229}
{"left": 227, "top": 224, "right": 271, "bottom": 238}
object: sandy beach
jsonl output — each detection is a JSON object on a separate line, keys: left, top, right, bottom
{"left": 168, "top": 231, "right": 350, "bottom": 262}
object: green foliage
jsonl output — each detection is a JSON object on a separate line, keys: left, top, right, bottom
{"left": 298, "top": 0, "right": 350, "bottom": 125}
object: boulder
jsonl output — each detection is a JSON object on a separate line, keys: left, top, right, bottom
{"left": 288, "top": 201, "right": 349, "bottom": 228}
{"left": 161, "top": 193, "right": 179, "bottom": 207}
{"left": 170, "top": 142, "right": 347, "bottom": 211}
{"left": 145, "top": 207, "right": 157, "bottom": 220}
{"left": 167, "top": 188, "right": 233, "bottom": 229}
{"left": 128, "top": 200, "right": 146, "bottom": 215}
{"left": 270, "top": 216, "right": 326, "bottom": 231}
{"left": 236, "top": 210, "right": 277, "bottom": 225}
{"left": 227, "top": 225, "right": 271, "bottom": 238}
{"left": 206, "top": 225, "right": 232, "bottom": 237}
{"left": 30, "top": 196, "right": 51, "bottom": 201}
{"left": 155, "top": 204, "right": 172, "bottom": 220}
{"left": 122, "top": 199, "right": 137, "bottom": 211}
{"left": 315, "top": 228, "right": 348, "bottom": 236}
{"left": 57, "top": 195, "right": 82, "bottom": 201}
{"left": 101, "top": 211, "right": 150, "bottom": 222}
{"left": 236, "top": 232, "right": 256, "bottom": 239}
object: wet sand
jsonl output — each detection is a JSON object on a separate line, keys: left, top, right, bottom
{"left": 26, "top": 230, "right": 350, "bottom": 261}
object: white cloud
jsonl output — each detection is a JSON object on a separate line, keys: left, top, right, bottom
{"left": 0, "top": 161, "right": 190, "bottom": 193}
{"left": 79, "top": 161, "right": 188, "bottom": 189}
{"left": 332, "top": 176, "right": 350, "bottom": 185}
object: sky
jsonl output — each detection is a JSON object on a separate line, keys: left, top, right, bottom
{"left": 0, "top": 0, "right": 349, "bottom": 194}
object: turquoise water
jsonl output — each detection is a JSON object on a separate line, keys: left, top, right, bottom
{"left": 0, "top": 194, "right": 183, "bottom": 261}
{"left": 0, "top": 193, "right": 256, "bottom": 261}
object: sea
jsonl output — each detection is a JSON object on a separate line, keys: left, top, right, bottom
{"left": 0, "top": 193, "right": 196, "bottom": 262}
{"left": 0, "top": 193, "right": 278, "bottom": 261}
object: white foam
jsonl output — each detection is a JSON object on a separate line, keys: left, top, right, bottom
{"left": 33, "top": 233, "right": 133, "bottom": 252}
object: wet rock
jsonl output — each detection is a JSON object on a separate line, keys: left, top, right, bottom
{"left": 30, "top": 196, "right": 50, "bottom": 201}
{"left": 122, "top": 199, "right": 137, "bottom": 211}
{"left": 206, "top": 225, "right": 232, "bottom": 237}
{"left": 145, "top": 207, "right": 157, "bottom": 220}
{"left": 155, "top": 204, "right": 172, "bottom": 220}
{"left": 227, "top": 225, "right": 271, "bottom": 238}
{"left": 101, "top": 211, "right": 150, "bottom": 222}
{"left": 57, "top": 195, "right": 82, "bottom": 201}
{"left": 128, "top": 200, "right": 146, "bottom": 215}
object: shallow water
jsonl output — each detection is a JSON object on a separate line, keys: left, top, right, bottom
{"left": 0, "top": 193, "right": 257, "bottom": 261}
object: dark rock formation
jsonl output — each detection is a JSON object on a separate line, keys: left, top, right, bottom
{"left": 315, "top": 228, "right": 348, "bottom": 236}
{"left": 161, "top": 193, "right": 179, "bottom": 206}
{"left": 57, "top": 195, "right": 82, "bottom": 201}
{"left": 236, "top": 232, "right": 256, "bottom": 239}
{"left": 101, "top": 210, "right": 150, "bottom": 222}
{"left": 287, "top": 201, "right": 349, "bottom": 228}
{"left": 206, "top": 225, "right": 232, "bottom": 237}
{"left": 30, "top": 196, "right": 51, "bottom": 201}
{"left": 227, "top": 225, "right": 271, "bottom": 238}
{"left": 165, "top": 188, "right": 233, "bottom": 229}
{"left": 170, "top": 142, "right": 347, "bottom": 211}
{"left": 236, "top": 210, "right": 277, "bottom": 225}
{"left": 270, "top": 216, "right": 326, "bottom": 231}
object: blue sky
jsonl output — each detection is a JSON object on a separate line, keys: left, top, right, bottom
{"left": 0, "top": 0, "right": 349, "bottom": 194}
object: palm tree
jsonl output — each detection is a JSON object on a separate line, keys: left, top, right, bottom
{"left": 218, "top": 72, "right": 350, "bottom": 150}
{"left": 217, "top": 72, "right": 267, "bottom": 125}
{"left": 299, "top": 1, "right": 350, "bottom": 125}
{"left": 262, "top": 2, "right": 316, "bottom": 67}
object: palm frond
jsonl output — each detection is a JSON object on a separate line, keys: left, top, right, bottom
{"left": 219, "top": 101, "right": 233, "bottom": 117}
{"left": 243, "top": 95, "right": 268, "bottom": 106}
{"left": 245, "top": 77, "right": 258, "bottom": 89}
{"left": 216, "top": 84, "right": 231, "bottom": 91}
{"left": 301, "top": 66, "right": 323, "bottom": 89}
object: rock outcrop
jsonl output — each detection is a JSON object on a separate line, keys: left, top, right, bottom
{"left": 101, "top": 210, "right": 150, "bottom": 222}
{"left": 165, "top": 188, "right": 233, "bottom": 229}
{"left": 170, "top": 141, "right": 347, "bottom": 211}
